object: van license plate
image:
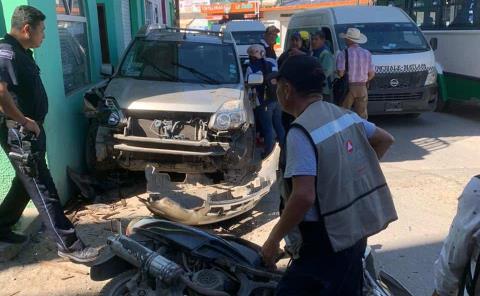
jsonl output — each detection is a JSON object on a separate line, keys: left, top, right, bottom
{"left": 385, "top": 101, "right": 403, "bottom": 112}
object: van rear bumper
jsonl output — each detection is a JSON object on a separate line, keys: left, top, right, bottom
{"left": 367, "top": 85, "right": 438, "bottom": 115}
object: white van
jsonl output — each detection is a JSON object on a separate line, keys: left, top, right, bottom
{"left": 287, "top": 6, "right": 438, "bottom": 116}
{"left": 225, "top": 20, "right": 266, "bottom": 66}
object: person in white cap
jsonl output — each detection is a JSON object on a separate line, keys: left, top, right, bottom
{"left": 336, "top": 27, "right": 375, "bottom": 119}
{"left": 245, "top": 44, "right": 285, "bottom": 157}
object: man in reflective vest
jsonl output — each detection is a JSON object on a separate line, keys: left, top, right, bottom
{"left": 261, "top": 55, "right": 398, "bottom": 295}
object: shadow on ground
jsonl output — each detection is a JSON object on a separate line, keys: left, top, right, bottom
{"left": 372, "top": 240, "right": 445, "bottom": 296}
{"left": 371, "top": 101, "right": 480, "bottom": 163}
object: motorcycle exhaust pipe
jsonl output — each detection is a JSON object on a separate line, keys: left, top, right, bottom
{"left": 108, "top": 235, "right": 230, "bottom": 296}
{"left": 107, "top": 235, "right": 183, "bottom": 284}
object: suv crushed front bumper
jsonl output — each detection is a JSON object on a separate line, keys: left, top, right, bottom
{"left": 144, "top": 145, "right": 280, "bottom": 225}
{"left": 113, "top": 134, "right": 230, "bottom": 157}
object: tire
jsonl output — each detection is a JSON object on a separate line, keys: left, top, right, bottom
{"left": 85, "top": 119, "right": 100, "bottom": 174}
{"left": 100, "top": 270, "right": 137, "bottom": 296}
{"left": 85, "top": 119, "right": 117, "bottom": 177}
{"left": 434, "top": 95, "right": 450, "bottom": 112}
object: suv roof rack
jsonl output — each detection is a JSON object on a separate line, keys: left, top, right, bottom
{"left": 136, "top": 24, "right": 235, "bottom": 42}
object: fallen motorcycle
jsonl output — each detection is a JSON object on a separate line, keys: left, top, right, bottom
{"left": 91, "top": 218, "right": 281, "bottom": 295}
{"left": 91, "top": 218, "right": 413, "bottom": 296}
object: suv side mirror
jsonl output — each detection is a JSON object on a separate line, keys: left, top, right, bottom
{"left": 430, "top": 38, "right": 438, "bottom": 51}
{"left": 101, "top": 64, "right": 114, "bottom": 76}
{"left": 247, "top": 73, "right": 264, "bottom": 86}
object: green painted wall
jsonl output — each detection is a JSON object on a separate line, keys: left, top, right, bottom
{"left": 96, "top": 0, "right": 122, "bottom": 66}
{"left": 96, "top": 0, "right": 143, "bottom": 67}
{"left": 0, "top": 0, "right": 102, "bottom": 204}
{"left": 0, "top": 0, "right": 148, "bottom": 205}
{"left": 0, "top": 1, "right": 6, "bottom": 36}
{"left": 130, "top": 0, "right": 146, "bottom": 37}
{"left": 28, "top": 0, "right": 102, "bottom": 203}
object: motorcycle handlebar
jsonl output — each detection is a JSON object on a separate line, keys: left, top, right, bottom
{"left": 108, "top": 235, "right": 183, "bottom": 284}
{"left": 108, "top": 235, "right": 273, "bottom": 296}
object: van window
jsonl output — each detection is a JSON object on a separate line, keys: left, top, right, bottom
{"left": 285, "top": 27, "right": 334, "bottom": 52}
{"left": 230, "top": 31, "right": 264, "bottom": 45}
{"left": 335, "top": 22, "right": 430, "bottom": 53}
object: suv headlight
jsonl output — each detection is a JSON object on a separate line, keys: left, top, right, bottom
{"left": 107, "top": 111, "right": 121, "bottom": 126}
{"left": 209, "top": 100, "right": 247, "bottom": 131}
{"left": 425, "top": 68, "right": 437, "bottom": 86}
{"left": 102, "top": 97, "right": 125, "bottom": 127}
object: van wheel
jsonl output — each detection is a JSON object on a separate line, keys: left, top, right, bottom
{"left": 434, "top": 95, "right": 450, "bottom": 112}
{"left": 85, "top": 120, "right": 100, "bottom": 173}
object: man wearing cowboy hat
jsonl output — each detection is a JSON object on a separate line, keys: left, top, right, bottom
{"left": 336, "top": 27, "right": 375, "bottom": 119}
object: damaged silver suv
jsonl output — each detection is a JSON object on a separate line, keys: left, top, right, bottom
{"left": 84, "top": 25, "right": 279, "bottom": 225}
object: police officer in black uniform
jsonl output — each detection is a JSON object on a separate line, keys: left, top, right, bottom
{"left": 0, "top": 5, "right": 97, "bottom": 263}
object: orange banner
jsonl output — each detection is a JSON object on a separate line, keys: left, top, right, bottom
{"left": 260, "top": 0, "right": 371, "bottom": 11}
{"left": 200, "top": 2, "right": 259, "bottom": 14}
{"left": 201, "top": 0, "right": 371, "bottom": 15}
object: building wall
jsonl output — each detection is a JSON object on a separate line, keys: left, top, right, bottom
{"left": 0, "top": 0, "right": 174, "bottom": 206}
{"left": 0, "top": 1, "right": 6, "bottom": 36}
{"left": 96, "top": 0, "right": 128, "bottom": 66}
{"left": 30, "top": 0, "right": 102, "bottom": 203}
{"left": 0, "top": 0, "right": 142, "bottom": 201}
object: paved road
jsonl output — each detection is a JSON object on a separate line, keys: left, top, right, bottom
{"left": 232, "top": 102, "right": 480, "bottom": 296}
{"left": 369, "top": 103, "right": 480, "bottom": 295}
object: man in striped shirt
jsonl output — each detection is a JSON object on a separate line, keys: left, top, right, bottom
{"left": 336, "top": 28, "right": 375, "bottom": 119}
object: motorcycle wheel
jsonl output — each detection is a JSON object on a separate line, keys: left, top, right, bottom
{"left": 100, "top": 270, "right": 137, "bottom": 296}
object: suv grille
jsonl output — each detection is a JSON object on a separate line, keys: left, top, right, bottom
{"left": 124, "top": 111, "right": 211, "bottom": 140}
{"left": 369, "top": 71, "right": 428, "bottom": 90}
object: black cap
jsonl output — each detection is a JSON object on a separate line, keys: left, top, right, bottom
{"left": 275, "top": 55, "right": 325, "bottom": 94}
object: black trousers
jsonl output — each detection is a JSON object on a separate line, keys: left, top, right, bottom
{"left": 0, "top": 120, "right": 83, "bottom": 252}
{"left": 276, "top": 222, "right": 367, "bottom": 296}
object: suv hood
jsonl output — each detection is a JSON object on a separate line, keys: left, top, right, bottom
{"left": 105, "top": 78, "right": 243, "bottom": 113}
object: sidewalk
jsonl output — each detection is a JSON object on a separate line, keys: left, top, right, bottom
{"left": 0, "top": 208, "right": 40, "bottom": 262}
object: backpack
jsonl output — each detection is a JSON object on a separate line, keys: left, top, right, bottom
{"left": 332, "top": 49, "right": 349, "bottom": 106}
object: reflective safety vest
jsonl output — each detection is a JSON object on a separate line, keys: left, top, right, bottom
{"left": 290, "top": 100, "right": 398, "bottom": 252}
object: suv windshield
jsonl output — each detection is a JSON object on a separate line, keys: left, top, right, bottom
{"left": 120, "top": 40, "right": 240, "bottom": 84}
{"left": 230, "top": 31, "right": 264, "bottom": 46}
{"left": 335, "top": 23, "right": 430, "bottom": 53}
